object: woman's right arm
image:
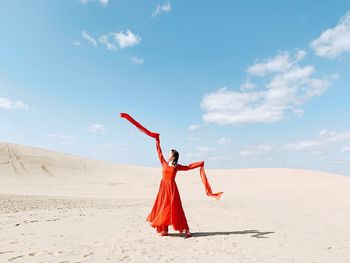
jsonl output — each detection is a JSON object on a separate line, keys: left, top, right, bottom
{"left": 155, "top": 135, "right": 167, "bottom": 167}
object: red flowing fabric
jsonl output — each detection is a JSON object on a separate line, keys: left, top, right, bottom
{"left": 120, "top": 112, "right": 223, "bottom": 201}
{"left": 120, "top": 112, "right": 159, "bottom": 138}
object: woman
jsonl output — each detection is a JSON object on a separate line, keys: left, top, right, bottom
{"left": 146, "top": 134, "right": 204, "bottom": 239}
{"left": 119, "top": 112, "right": 223, "bottom": 238}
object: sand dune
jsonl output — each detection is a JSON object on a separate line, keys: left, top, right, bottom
{"left": 1, "top": 141, "right": 350, "bottom": 262}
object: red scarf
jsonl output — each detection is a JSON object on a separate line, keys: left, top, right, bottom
{"left": 120, "top": 112, "right": 223, "bottom": 201}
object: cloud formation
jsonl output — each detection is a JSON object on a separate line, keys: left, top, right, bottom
{"left": 216, "top": 137, "right": 231, "bottom": 145}
{"left": 0, "top": 97, "right": 29, "bottom": 111}
{"left": 188, "top": 124, "right": 199, "bottom": 131}
{"left": 99, "top": 34, "right": 118, "bottom": 51}
{"left": 82, "top": 31, "right": 97, "bottom": 46}
{"left": 151, "top": 2, "right": 171, "bottom": 17}
{"left": 89, "top": 124, "right": 107, "bottom": 134}
{"left": 341, "top": 146, "right": 350, "bottom": 153}
{"left": 79, "top": 0, "right": 108, "bottom": 7}
{"left": 72, "top": 40, "right": 81, "bottom": 47}
{"left": 115, "top": 30, "right": 141, "bottom": 49}
{"left": 131, "top": 56, "right": 144, "bottom": 64}
{"left": 186, "top": 146, "right": 216, "bottom": 159}
{"left": 238, "top": 129, "right": 350, "bottom": 158}
{"left": 81, "top": 30, "right": 141, "bottom": 50}
{"left": 283, "top": 140, "right": 325, "bottom": 155}
{"left": 283, "top": 129, "right": 350, "bottom": 155}
{"left": 200, "top": 50, "right": 333, "bottom": 125}
{"left": 310, "top": 11, "right": 350, "bottom": 58}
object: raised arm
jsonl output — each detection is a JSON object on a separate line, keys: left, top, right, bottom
{"left": 176, "top": 161, "right": 204, "bottom": 171}
{"left": 155, "top": 134, "right": 167, "bottom": 167}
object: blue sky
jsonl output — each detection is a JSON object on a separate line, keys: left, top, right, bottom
{"left": 1, "top": 1, "right": 350, "bottom": 175}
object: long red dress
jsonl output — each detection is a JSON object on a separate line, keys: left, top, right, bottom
{"left": 146, "top": 137, "right": 203, "bottom": 234}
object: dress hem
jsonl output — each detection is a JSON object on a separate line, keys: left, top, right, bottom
{"left": 146, "top": 219, "right": 189, "bottom": 234}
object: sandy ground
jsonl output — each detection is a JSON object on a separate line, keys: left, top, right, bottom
{"left": 1, "top": 141, "right": 350, "bottom": 262}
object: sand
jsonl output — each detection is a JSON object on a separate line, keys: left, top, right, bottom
{"left": 1, "top": 141, "right": 350, "bottom": 262}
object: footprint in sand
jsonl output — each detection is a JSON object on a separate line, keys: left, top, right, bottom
{"left": 8, "top": 255, "right": 24, "bottom": 261}
{"left": 44, "top": 250, "right": 63, "bottom": 256}
{"left": 28, "top": 251, "right": 46, "bottom": 256}
{"left": 119, "top": 255, "right": 130, "bottom": 262}
{"left": 46, "top": 218, "right": 60, "bottom": 222}
{"left": 83, "top": 252, "right": 94, "bottom": 257}
{"left": 9, "top": 241, "right": 25, "bottom": 245}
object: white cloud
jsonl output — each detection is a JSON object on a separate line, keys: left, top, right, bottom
{"left": 240, "top": 81, "right": 256, "bottom": 90}
{"left": 239, "top": 144, "right": 274, "bottom": 156}
{"left": 200, "top": 87, "right": 284, "bottom": 124}
{"left": 89, "top": 124, "right": 107, "bottom": 134}
{"left": 81, "top": 30, "right": 141, "bottom": 51}
{"left": 208, "top": 156, "right": 230, "bottom": 162}
{"left": 79, "top": 0, "right": 108, "bottom": 7}
{"left": 0, "top": 97, "right": 29, "bottom": 111}
{"left": 296, "top": 49, "right": 307, "bottom": 61}
{"left": 201, "top": 50, "right": 332, "bottom": 125}
{"left": 197, "top": 146, "right": 216, "bottom": 153}
{"left": 293, "top": 108, "right": 304, "bottom": 116}
{"left": 282, "top": 129, "right": 350, "bottom": 155}
{"left": 186, "top": 146, "right": 216, "bottom": 158}
{"left": 319, "top": 129, "right": 337, "bottom": 139}
{"left": 72, "top": 40, "right": 81, "bottom": 47}
{"left": 341, "top": 146, "right": 350, "bottom": 153}
{"left": 82, "top": 30, "right": 97, "bottom": 46}
{"left": 115, "top": 30, "right": 141, "bottom": 49}
{"left": 246, "top": 52, "right": 293, "bottom": 76}
{"left": 236, "top": 129, "right": 350, "bottom": 158}
{"left": 48, "top": 134, "right": 74, "bottom": 145}
{"left": 131, "top": 56, "right": 144, "bottom": 64}
{"left": 120, "top": 142, "right": 128, "bottom": 152}
{"left": 283, "top": 140, "right": 324, "bottom": 154}
{"left": 188, "top": 124, "right": 199, "bottom": 131}
{"left": 99, "top": 34, "right": 118, "bottom": 51}
{"left": 216, "top": 137, "right": 231, "bottom": 145}
{"left": 320, "top": 129, "right": 350, "bottom": 142}
{"left": 99, "top": 0, "right": 108, "bottom": 6}
{"left": 310, "top": 11, "right": 350, "bottom": 58}
{"left": 151, "top": 2, "right": 172, "bottom": 17}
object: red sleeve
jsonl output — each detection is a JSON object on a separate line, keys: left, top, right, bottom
{"left": 156, "top": 137, "right": 167, "bottom": 167}
{"left": 176, "top": 161, "right": 204, "bottom": 171}
{"left": 120, "top": 113, "right": 159, "bottom": 138}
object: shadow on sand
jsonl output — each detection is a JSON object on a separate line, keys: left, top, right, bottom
{"left": 168, "top": 230, "right": 274, "bottom": 238}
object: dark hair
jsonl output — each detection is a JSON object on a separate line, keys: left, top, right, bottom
{"left": 171, "top": 149, "right": 179, "bottom": 166}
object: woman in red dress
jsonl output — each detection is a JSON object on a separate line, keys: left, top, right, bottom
{"left": 146, "top": 134, "right": 203, "bottom": 239}
{"left": 119, "top": 113, "right": 223, "bottom": 239}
